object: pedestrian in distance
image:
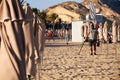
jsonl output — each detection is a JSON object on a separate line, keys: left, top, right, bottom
{"left": 87, "top": 22, "right": 99, "bottom": 55}
{"left": 47, "top": 29, "right": 54, "bottom": 41}
{"left": 65, "top": 28, "right": 70, "bottom": 45}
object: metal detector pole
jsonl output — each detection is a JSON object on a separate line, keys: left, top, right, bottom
{"left": 115, "top": 44, "right": 117, "bottom": 59}
{"left": 101, "top": 41, "right": 102, "bottom": 54}
{"left": 78, "top": 42, "right": 85, "bottom": 55}
{"left": 107, "top": 40, "right": 109, "bottom": 55}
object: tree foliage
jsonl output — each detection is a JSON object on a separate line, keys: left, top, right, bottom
{"left": 47, "top": 13, "right": 58, "bottom": 22}
{"left": 39, "top": 11, "right": 47, "bottom": 21}
{"left": 38, "top": 11, "right": 59, "bottom": 23}
{"left": 32, "top": 8, "right": 39, "bottom": 15}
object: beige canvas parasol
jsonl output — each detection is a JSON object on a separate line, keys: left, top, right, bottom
{"left": 22, "top": 4, "right": 36, "bottom": 77}
{"left": 0, "top": 0, "right": 26, "bottom": 80}
{"left": 33, "top": 14, "right": 46, "bottom": 64}
{"left": 112, "top": 20, "right": 118, "bottom": 43}
{"left": 98, "top": 23, "right": 103, "bottom": 40}
{"left": 103, "top": 21, "right": 108, "bottom": 42}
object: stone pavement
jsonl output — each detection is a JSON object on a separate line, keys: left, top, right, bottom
{"left": 36, "top": 39, "right": 120, "bottom": 80}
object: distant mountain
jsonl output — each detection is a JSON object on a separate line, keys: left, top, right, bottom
{"left": 101, "top": 0, "right": 120, "bottom": 14}
{"left": 45, "top": 0, "right": 120, "bottom": 24}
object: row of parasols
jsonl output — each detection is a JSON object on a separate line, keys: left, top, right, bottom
{"left": 0, "top": 0, "right": 46, "bottom": 80}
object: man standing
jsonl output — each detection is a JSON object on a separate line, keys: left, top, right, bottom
{"left": 87, "top": 22, "right": 98, "bottom": 55}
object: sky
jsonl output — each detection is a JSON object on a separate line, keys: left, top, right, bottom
{"left": 26, "top": 0, "right": 84, "bottom": 11}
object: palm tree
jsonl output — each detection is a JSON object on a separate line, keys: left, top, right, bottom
{"left": 32, "top": 8, "right": 40, "bottom": 15}
{"left": 47, "top": 13, "right": 58, "bottom": 28}
{"left": 46, "top": 13, "right": 58, "bottom": 34}
{"left": 39, "top": 11, "right": 47, "bottom": 21}
{"left": 47, "top": 13, "right": 58, "bottom": 22}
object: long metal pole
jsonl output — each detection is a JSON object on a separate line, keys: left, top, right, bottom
{"left": 78, "top": 42, "right": 85, "bottom": 55}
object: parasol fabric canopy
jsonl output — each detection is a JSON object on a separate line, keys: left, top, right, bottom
{"left": 0, "top": 0, "right": 26, "bottom": 80}
{"left": 33, "top": 14, "right": 46, "bottom": 64}
{"left": 103, "top": 21, "right": 108, "bottom": 42}
{"left": 112, "top": 20, "right": 118, "bottom": 43}
{"left": 22, "top": 4, "right": 36, "bottom": 77}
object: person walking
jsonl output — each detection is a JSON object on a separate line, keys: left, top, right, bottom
{"left": 65, "top": 28, "right": 70, "bottom": 45}
{"left": 47, "top": 29, "right": 54, "bottom": 41}
{"left": 87, "top": 22, "right": 98, "bottom": 55}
